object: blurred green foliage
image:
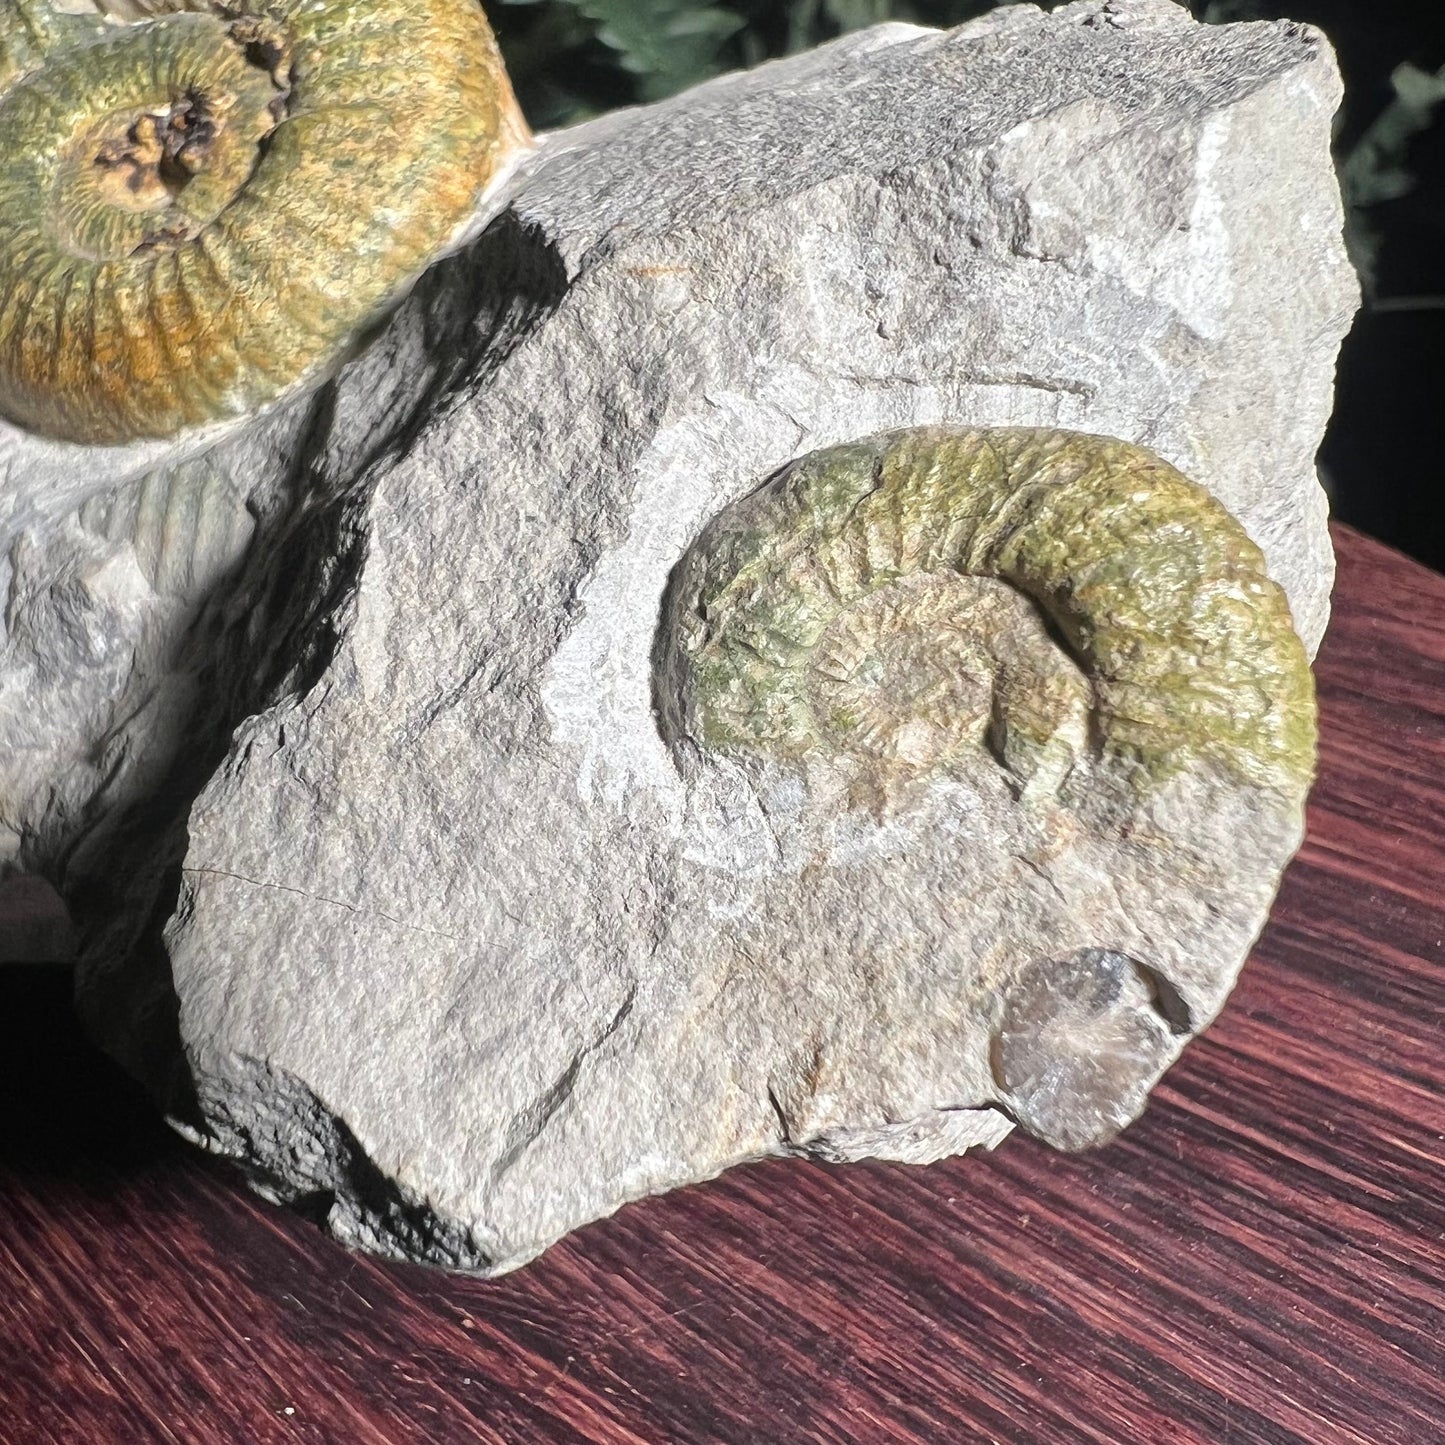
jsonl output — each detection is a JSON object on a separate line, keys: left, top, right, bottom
{"left": 491, "top": 0, "right": 1035, "bottom": 124}
{"left": 1335, "top": 59, "right": 1445, "bottom": 290}
{"left": 489, "top": 0, "right": 1441, "bottom": 299}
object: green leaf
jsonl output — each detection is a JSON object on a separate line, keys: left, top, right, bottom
{"left": 566, "top": 0, "right": 746, "bottom": 95}
{"left": 1340, "top": 63, "right": 1445, "bottom": 211}
{"left": 1337, "top": 61, "right": 1445, "bottom": 292}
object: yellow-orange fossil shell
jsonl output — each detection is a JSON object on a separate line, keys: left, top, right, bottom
{"left": 0, "top": 0, "right": 528, "bottom": 444}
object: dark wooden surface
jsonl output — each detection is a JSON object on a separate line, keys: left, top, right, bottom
{"left": 2, "top": 522, "right": 1442, "bottom": 1445}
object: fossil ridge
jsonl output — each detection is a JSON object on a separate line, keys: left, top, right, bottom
{"left": 1, "top": 0, "right": 1360, "bottom": 1271}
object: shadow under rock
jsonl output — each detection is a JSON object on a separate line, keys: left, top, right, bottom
{"left": 2, "top": 214, "right": 571, "bottom": 1188}
{"left": 0, "top": 962, "right": 178, "bottom": 1176}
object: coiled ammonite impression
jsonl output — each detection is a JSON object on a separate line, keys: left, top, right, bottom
{"left": 0, "top": 0, "right": 528, "bottom": 443}
{"left": 661, "top": 426, "right": 1316, "bottom": 806}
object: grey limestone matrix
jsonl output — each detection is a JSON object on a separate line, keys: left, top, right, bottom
{"left": 0, "top": 0, "right": 1357, "bottom": 1272}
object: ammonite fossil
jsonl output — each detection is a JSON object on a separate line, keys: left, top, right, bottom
{"left": 661, "top": 426, "right": 1315, "bottom": 807}
{"left": 658, "top": 426, "right": 1317, "bottom": 1149}
{"left": 0, "top": 0, "right": 528, "bottom": 443}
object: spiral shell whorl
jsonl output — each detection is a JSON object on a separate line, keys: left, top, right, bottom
{"left": 0, "top": 0, "right": 528, "bottom": 443}
{"left": 667, "top": 427, "right": 1316, "bottom": 801}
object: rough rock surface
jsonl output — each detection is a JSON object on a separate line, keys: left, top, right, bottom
{"left": 49, "top": 0, "right": 1357, "bottom": 1272}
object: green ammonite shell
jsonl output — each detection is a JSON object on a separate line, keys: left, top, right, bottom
{"left": 0, "top": 0, "right": 528, "bottom": 444}
{"left": 664, "top": 426, "right": 1316, "bottom": 804}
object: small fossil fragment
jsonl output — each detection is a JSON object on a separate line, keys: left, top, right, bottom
{"left": 77, "top": 451, "right": 255, "bottom": 598}
{"left": 0, "top": 0, "right": 528, "bottom": 443}
{"left": 995, "top": 947, "right": 1187, "bottom": 1151}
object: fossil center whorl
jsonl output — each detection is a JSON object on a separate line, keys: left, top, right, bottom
{"left": 795, "top": 570, "right": 1089, "bottom": 778}
{"left": 0, "top": 0, "right": 530, "bottom": 444}
{"left": 48, "top": 14, "right": 287, "bottom": 261}
{"left": 661, "top": 426, "right": 1316, "bottom": 805}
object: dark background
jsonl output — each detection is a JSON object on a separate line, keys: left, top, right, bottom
{"left": 488, "top": 0, "right": 1445, "bottom": 574}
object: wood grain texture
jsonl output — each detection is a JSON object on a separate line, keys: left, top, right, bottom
{"left": 1, "top": 522, "right": 1442, "bottom": 1445}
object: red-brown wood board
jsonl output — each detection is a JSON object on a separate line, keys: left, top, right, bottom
{"left": 1, "top": 522, "right": 1442, "bottom": 1445}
